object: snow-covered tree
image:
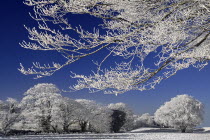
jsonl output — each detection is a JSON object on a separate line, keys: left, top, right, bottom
{"left": 19, "top": 0, "right": 210, "bottom": 94}
{"left": 0, "top": 98, "right": 21, "bottom": 135}
{"left": 133, "top": 113, "right": 155, "bottom": 128}
{"left": 89, "top": 106, "right": 112, "bottom": 133}
{"left": 20, "top": 83, "right": 62, "bottom": 132}
{"left": 154, "top": 94, "right": 204, "bottom": 133}
{"left": 110, "top": 109, "right": 126, "bottom": 133}
{"left": 51, "top": 97, "right": 85, "bottom": 133}
{"left": 108, "top": 103, "right": 134, "bottom": 131}
{"left": 75, "top": 99, "right": 111, "bottom": 133}
{"left": 74, "top": 99, "right": 95, "bottom": 132}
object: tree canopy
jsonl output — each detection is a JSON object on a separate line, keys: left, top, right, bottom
{"left": 19, "top": 0, "right": 210, "bottom": 94}
{"left": 154, "top": 94, "right": 204, "bottom": 132}
{"left": 20, "top": 83, "right": 62, "bottom": 132}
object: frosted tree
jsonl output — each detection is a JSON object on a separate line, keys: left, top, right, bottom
{"left": 110, "top": 109, "right": 126, "bottom": 133}
{"left": 20, "top": 83, "right": 62, "bottom": 132}
{"left": 108, "top": 102, "right": 134, "bottom": 131}
{"left": 69, "top": 99, "right": 91, "bottom": 132}
{"left": 75, "top": 99, "right": 111, "bottom": 132}
{"left": 0, "top": 98, "right": 21, "bottom": 135}
{"left": 51, "top": 97, "right": 85, "bottom": 133}
{"left": 19, "top": 0, "right": 210, "bottom": 94}
{"left": 154, "top": 94, "right": 204, "bottom": 133}
{"left": 133, "top": 113, "right": 155, "bottom": 128}
{"left": 89, "top": 107, "right": 112, "bottom": 133}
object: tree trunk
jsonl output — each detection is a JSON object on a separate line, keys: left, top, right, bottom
{"left": 181, "top": 128, "right": 186, "bottom": 133}
{"left": 63, "top": 123, "right": 70, "bottom": 133}
{"left": 80, "top": 122, "right": 87, "bottom": 132}
{"left": 40, "top": 115, "right": 51, "bottom": 133}
{"left": 51, "top": 125, "right": 58, "bottom": 133}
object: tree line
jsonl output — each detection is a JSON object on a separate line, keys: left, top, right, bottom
{"left": 0, "top": 83, "right": 204, "bottom": 135}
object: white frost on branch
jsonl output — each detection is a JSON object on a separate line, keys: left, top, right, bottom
{"left": 20, "top": 0, "right": 210, "bottom": 94}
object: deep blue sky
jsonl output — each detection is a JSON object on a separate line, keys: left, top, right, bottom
{"left": 0, "top": 0, "right": 210, "bottom": 126}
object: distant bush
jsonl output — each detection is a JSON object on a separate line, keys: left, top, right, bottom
{"left": 133, "top": 113, "right": 156, "bottom": 128}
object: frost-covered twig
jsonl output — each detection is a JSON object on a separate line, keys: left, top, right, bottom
{"left": 20, "top": 0, "right": 210, "bottom": 94}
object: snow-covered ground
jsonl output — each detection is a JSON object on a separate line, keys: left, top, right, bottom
{"left": 202, "top": 127, "right": 210, "bottom": 132}
{"left": 1, "top": 128, "right": 210, "bottom": 140}
{"left": 1, "top": 133, "right": 209, "bottom": 140}
{"left": 130, "top": 127, "right": 210, "bottom": 133}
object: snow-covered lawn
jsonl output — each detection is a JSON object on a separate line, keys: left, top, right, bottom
{"left": 203, "top": 127, "right": 210, "bottom": 132}
{"left": 1, "top": 133, "right": 209, "bottom": 140}
{"left": 1, "top": 128, "right": 210, "bottom": 140}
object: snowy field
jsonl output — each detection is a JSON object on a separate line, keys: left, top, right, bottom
{"left": 1, "top": 128, "right": 210, "bottom": 140}
{"left": 1, "top": 133, "right": 210, "bottom": 140}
